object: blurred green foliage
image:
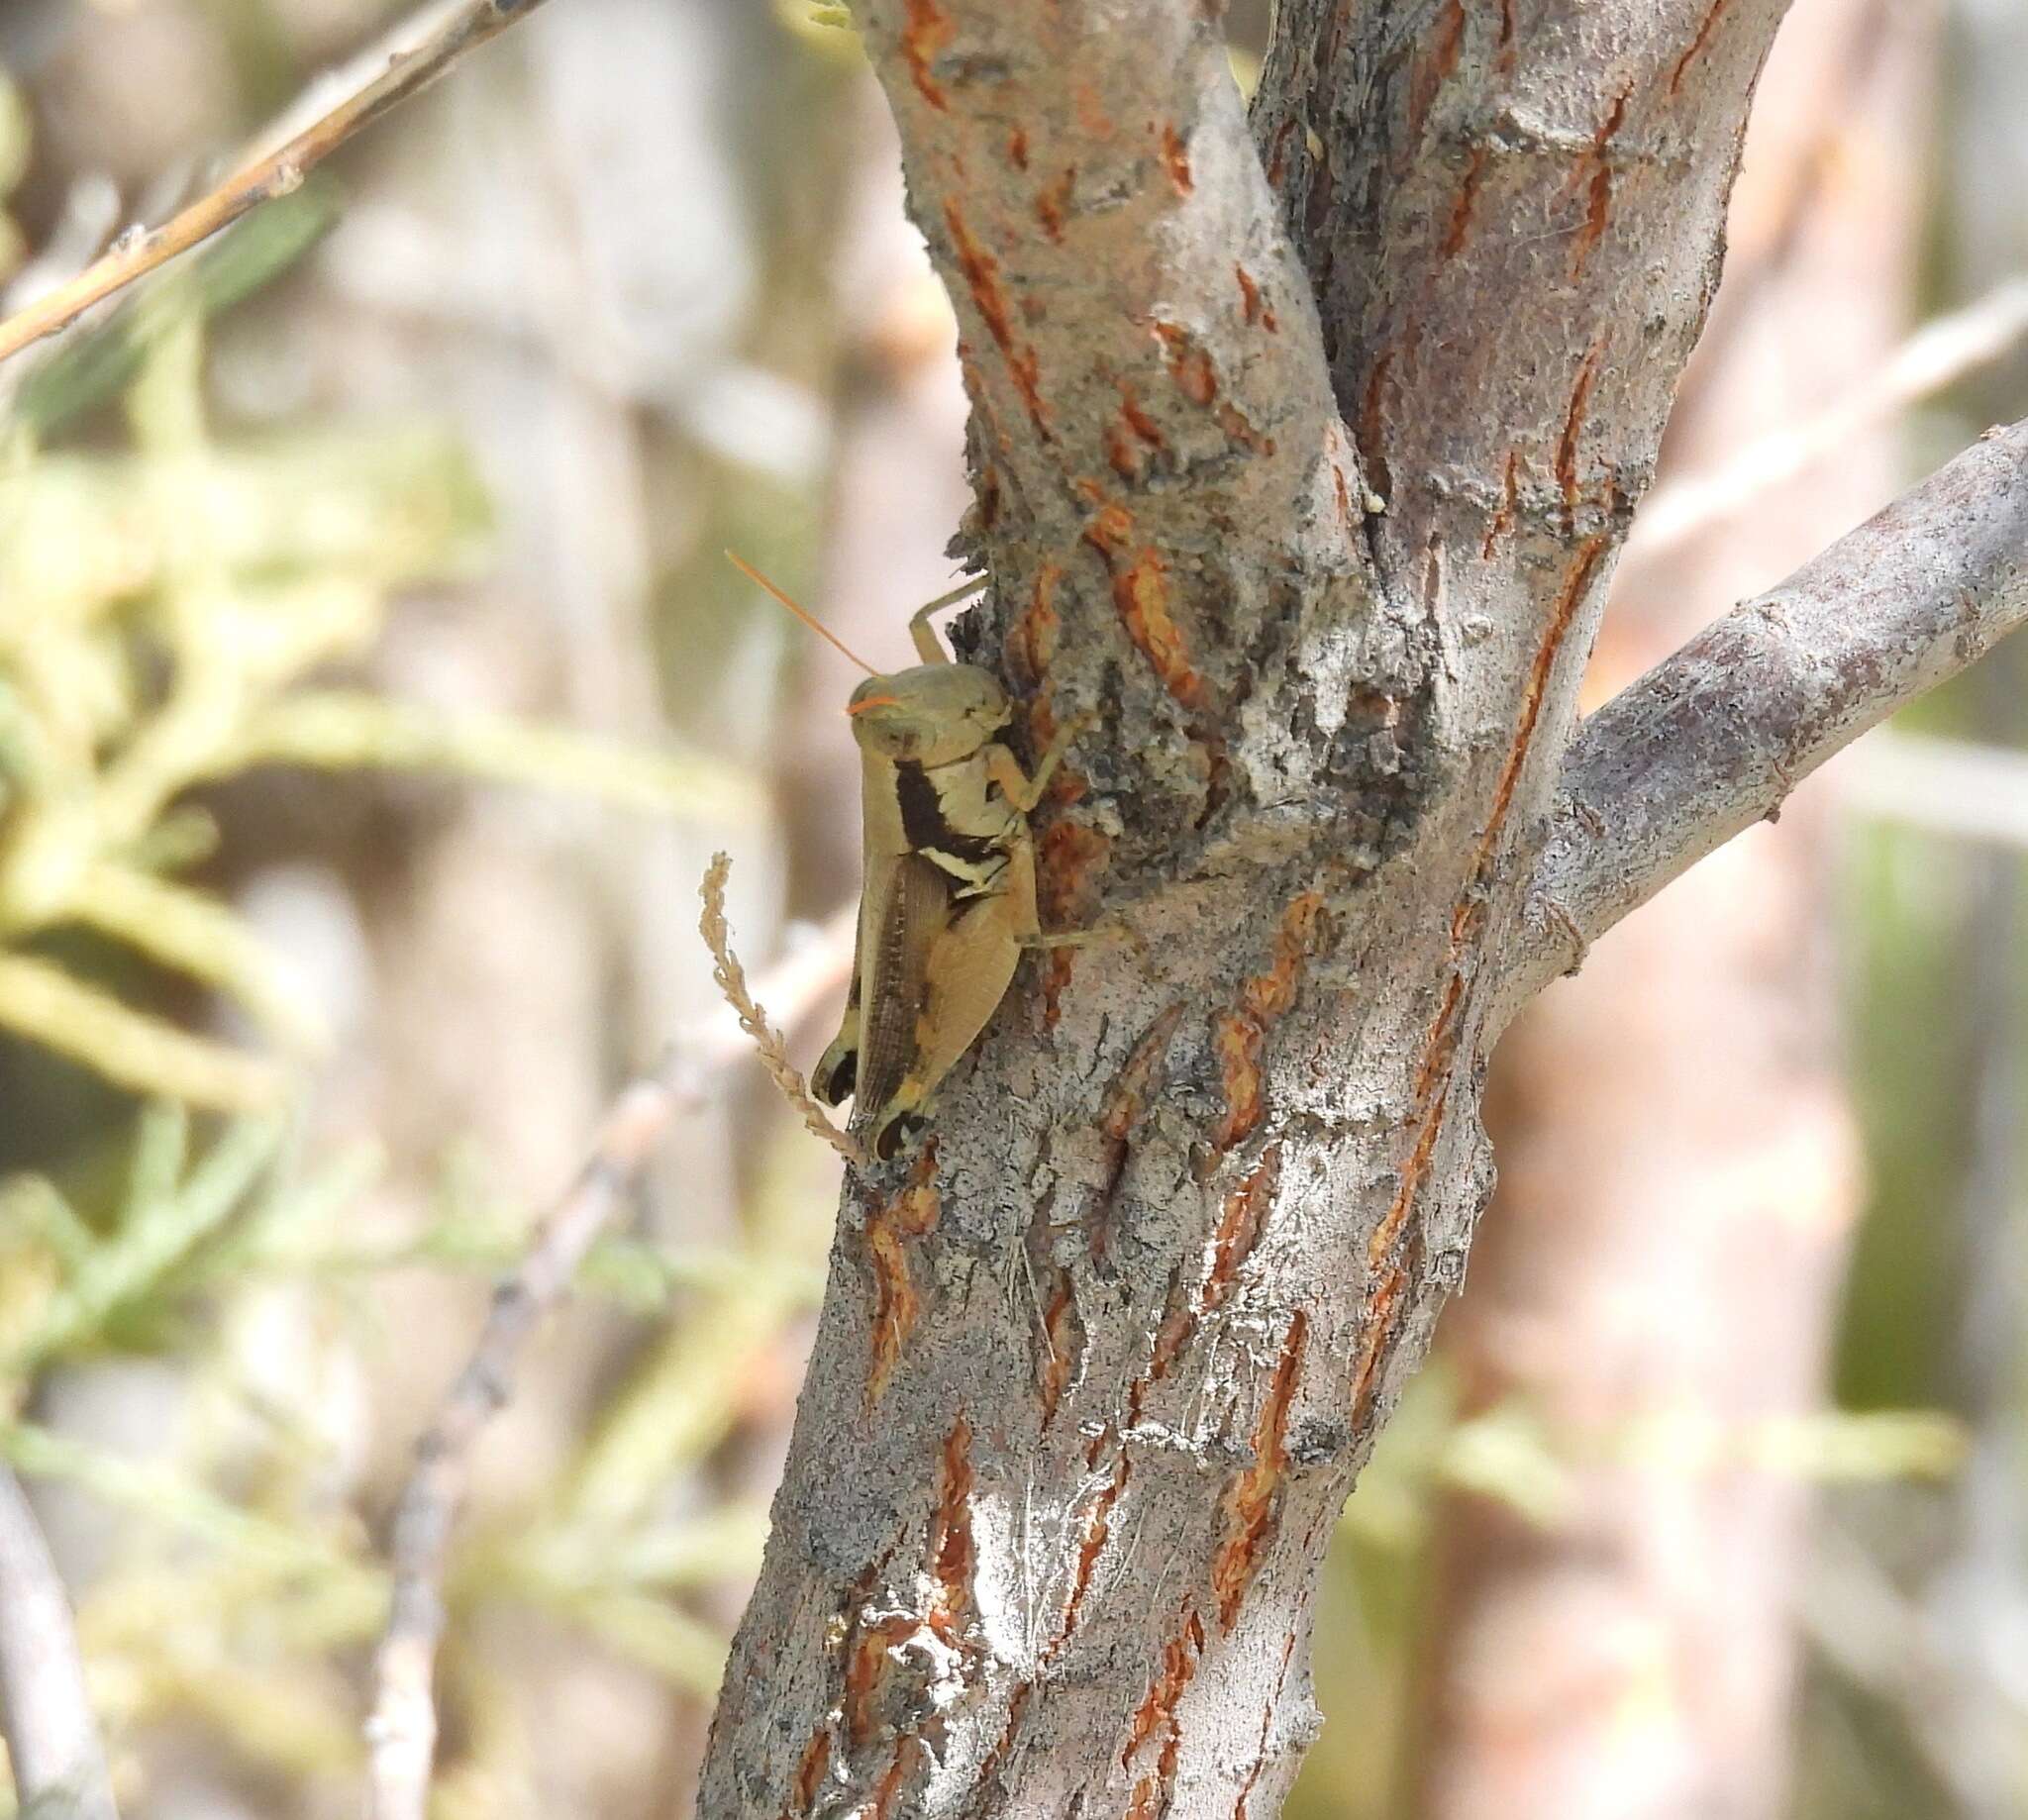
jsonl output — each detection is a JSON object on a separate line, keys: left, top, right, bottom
{"left": 0, "top": 1103, "right": 827, "bottom": 1811}
{"left": 0, "top": 73, "right": 813, "bottom": 1807}
{"left": 0, "top": 298, "right": 756, "bottom": 1112}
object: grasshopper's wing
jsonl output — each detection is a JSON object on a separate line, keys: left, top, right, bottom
{"left": 855, "top": 852, "right": 952, "bottom": 1149}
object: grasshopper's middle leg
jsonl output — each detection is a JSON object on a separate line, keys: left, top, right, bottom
{"left": 999, "top": 835, "right": 1114, "bottom": 952}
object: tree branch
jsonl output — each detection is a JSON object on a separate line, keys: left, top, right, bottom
{"left": 1250, "top": 0, "right": 1798, "bottom": 1022}
{"left": 1513, "top": 418, "right": 2028, "bottom": 1004}
{"left": 843, "top": 0, "right": 1370, "bottom": 851}
{"left": 363, "top": 907, "right": 853, "bottom": 1820}
{"left": 0, "top": 1465, "right": 118, "bottom": 1820}
{"left": 698, "top": 5, "right": 1810, "bottom": 1816}
{"left": 0, "top": 0, "right": 554, "bottom": 368}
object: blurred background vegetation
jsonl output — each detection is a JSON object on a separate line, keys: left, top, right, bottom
{"left": 0, "top": 1, "right": 2022, "bottom": 1817}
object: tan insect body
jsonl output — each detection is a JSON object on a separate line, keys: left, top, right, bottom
{"left": 729, "top": 557, "right": 1074, "bottom": 1162}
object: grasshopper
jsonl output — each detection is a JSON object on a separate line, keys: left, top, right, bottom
{"left": 730, "top": 556, "right": 1083, "bottom": 1162}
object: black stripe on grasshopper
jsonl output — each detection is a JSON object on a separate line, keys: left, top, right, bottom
{"left": 893, "top": 758, "right": 1008, "bottom": 885}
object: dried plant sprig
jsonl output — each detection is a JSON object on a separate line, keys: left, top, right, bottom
{"left": 363, "top": 903, "right": 857, "bottom": 1820}
{"left": 0, "top": 0, "right": 556, "bottom": 367}
{"left": 699, "top": 852, "right": 869, "bottom": 1170}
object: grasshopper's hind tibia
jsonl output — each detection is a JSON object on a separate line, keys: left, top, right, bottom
{"left": 907, "top": 577, "right": 988, "bottom": 665}
{"left": 811, "top": 961, "right": 861, "bottom": 1106}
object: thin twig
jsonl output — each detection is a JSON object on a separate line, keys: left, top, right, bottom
{"left": 1631, "top": 276, "right": 2028, "bottom": 559}
{"left": 361, "top": 904, "right": 854, "bottom": 1820}
{"left": 1517, "top": 417, "right": 2028, "bottom": 1003}
{"left": 0, "top": 0, "right": 557, "bottom": 368}
{"left": 700, "top": 853, "right": 870, "bottom": 1170}
{"left": 1840, "top": 731, "right": 2028, "bottom": 853}
{"left": 0, "top": 1466, "right": 119, "bottom": 1820}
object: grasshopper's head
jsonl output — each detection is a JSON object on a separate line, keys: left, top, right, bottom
{"left": 847, "top": 663, "right": 1011, "bottom": 765}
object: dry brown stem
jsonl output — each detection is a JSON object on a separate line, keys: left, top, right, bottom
{"left": 0, "top": 0, "right": 556, "bottom": 367}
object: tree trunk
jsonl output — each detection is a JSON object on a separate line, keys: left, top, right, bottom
{"left": 1409, "top": 7, "right": 1927, "bottom": 1811}
{"left": 695, "top": 3, "right": 2028, "bottom": 1815}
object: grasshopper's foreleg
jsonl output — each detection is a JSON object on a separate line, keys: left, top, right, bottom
{"left": 984, "top": 713, "right": 1095, "bottom": 815}
{"left": 908, "top": 576, "right": 989, "bottom": 665}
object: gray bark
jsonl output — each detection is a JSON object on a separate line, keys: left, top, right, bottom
{"left": 1412, "top": 5, "right": 1922, "bottom": 1809}
{"left": 696, "top": 3, "right": 2028, "bottom": 1816}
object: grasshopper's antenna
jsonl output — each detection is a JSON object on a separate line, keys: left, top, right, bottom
{"left": 726, "top": 552, "right": 880, "bottom": 677}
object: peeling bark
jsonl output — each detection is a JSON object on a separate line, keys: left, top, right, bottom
{"left": 694, "top": 2, "right": 2027, "bottom": 1815}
